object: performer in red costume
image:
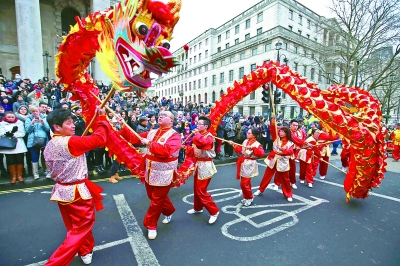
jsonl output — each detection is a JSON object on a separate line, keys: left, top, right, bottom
{"left": 288, "top": 119, "right": 306, "bottom": 189}
{"left": 390, "top": 123, "right": 400, "bottom": 161}
{"left": 118, "top": 110, "right": 181, "bottom": 240}
{"left": 229, "top": 127, "right": 265, "bottom": 206}
{"left": 340, "top": 140, "right": 350, "bottom": 172}
{"left": 318, "top": 128, "right": 339, "bottom": 179}
{"left": 254, "top": 125, "right": 294, "bottom": 202}
{"left": 184, "top": 116, "right": 219, "bottom": 224}
{"left": 44, "top": 108, "right": 110, "bottom": 265}
{"left": 298, "top": 129, "right": 322, "bottom": 188}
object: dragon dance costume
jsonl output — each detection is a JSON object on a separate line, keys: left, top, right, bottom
{"left": 120, "top": 126, "right": 181, "bottom": 230}
{"left": 390, "top": 127, "right": 400, "bottom": 161}
{"left": 43, "top": 118, "right": 109, "bottom": 266}
{"left": 185, "top": 131, "right": 219, "bottom": 216}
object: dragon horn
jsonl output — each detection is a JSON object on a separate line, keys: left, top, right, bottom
{"left": 169, "top": 0, "right": 181, "bottom": 28}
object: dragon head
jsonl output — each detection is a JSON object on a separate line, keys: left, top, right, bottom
{"left": 106, "top": 0, "right": 181, "bottom": 92}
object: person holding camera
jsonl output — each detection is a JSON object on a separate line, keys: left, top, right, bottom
{"left": 0, "top": 111, "right": 27, "bottom": 183}
{"left": 25, "top": 106, "right": 50, "bottom": 180}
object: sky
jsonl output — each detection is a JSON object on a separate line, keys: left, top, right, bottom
{"left": 169, "top": 0, "right": 332, "bottom": 51}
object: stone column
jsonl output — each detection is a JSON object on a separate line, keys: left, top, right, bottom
{"left": 15, "top": 0, "right": 44, "bottom": 81}
{"left": 91, "top": 0, "right": 111, "bottom": 86}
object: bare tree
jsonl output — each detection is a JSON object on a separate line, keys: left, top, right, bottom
{"left": 312, "top": 0, "right": 400, "bottom": 95}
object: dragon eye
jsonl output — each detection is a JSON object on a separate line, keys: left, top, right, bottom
{"left": 161, "top": 40, "right": 171, "bottom": 50}
{"left": 136, "top": 22, "right": 148, "bottom": 36}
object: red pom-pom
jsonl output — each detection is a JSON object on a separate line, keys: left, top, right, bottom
{"left": 183, "top": 44, "right": 189, "bottom": 51}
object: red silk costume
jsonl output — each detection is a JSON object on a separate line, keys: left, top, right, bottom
{"left": 120, "top": 126, "right": 181, "bottom": 230}
{"left": 233, "top": 139, "right": 265, "bottom": 199}
{"left": 185, "top": 131, "right": 219, "bottom": 215}
{"left": 340, "top": 140, "right": 350, "bottom": 168}
{"left": 318, "top": 132, "right": 340, "bottom": 177}
{"left": 289, "top": 127, "right": 306, "bottom": 184}
{"left": 43, "top": 119, "right": 109, "bottom": 266}
{"left": 298, "top": 136, "right": 322, "bottom": 184}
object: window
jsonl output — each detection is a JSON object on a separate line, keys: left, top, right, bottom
{"left": 303, "top": 65, "right": 307, "bottom": 76}
{"left": 194, "top": 55, "right": 197, "bottom": 63}
{"left": 217, "top": 47, "right": 221, "bottom": 52}
{"left": 199, "top": 42, "right": 202, "bottom": 49}
{"left": 190, "top": 48, "right": 192, "bottom": 54}
{"left": 199, "top": 53, "right": 202, "bottom": 61}
{"left": 303, "top": 49, "right": 307, "bottom": 56}
{"left": 288, "top": 25, "right": 293, "bottom": 31}
{"left": 251, "top": 64, "right": 256, "bottom": 71}
{"left": 229, "top": 70, "right": 234, "bottom": 82}
{"left": 235, "top": 25, "right": 240, "bottom": 34}
{"left": 205, "top": 38, "right": 209, "bottom": 45}
{"left": 257, "top": 28, "right": 262, "bottom": 35}
{"left": 307, "top": 19, "right": 311, "bottom": 29}
{"left": 257, "top": 12, "right": 263, "bottom": 23}
{"left": 252, "top": 48, "right": 257, "bottom": 56}
{"left": 198, "top": 79, "right": 201, "bottom": 89}
{"left": 204, "top": 77, "right": 208, "bottom": 87}
{"left": 250, "top": 91, "right": 255, "bottom": 100}
{"left": 311, "top": 68, "right": 315, "bottom": 80}
{"left": 245, "top": 19, "right": 250, "bottom": 29}
{"left": 205, "top": 50, "right": 208, "bottom": 58}
{"left": 220, "top": 72, "right": 224, "bottom": 84}
{"left": 298, "top": 15, "right": 302, "bottom": 25}
{"left": 239, "top": 67, "right": 244, "bottom": 79}
{"left": 221, "top": 59, "right": 226, "bottom": 66}
{"left": 289, "top": 10, "right": 293, "bottom": 20}
{"left": 217, "top": 35, "right": 221, "bottom": 43}
{"left": 199, "top": 67, "right": 202, "bottom": 74}
{"left": 225, "top": 43, "right": 230, "bottom": 49}
{"left": 204, "top": 93, "right": 207, "bottom": 104}
{"left": 205, "top": 64, "right": 208, "bottom": 71}
{"left": 194, "top": 45, "right": 197, "bottom": 52}
{"left": 245, "top": 33, "right": 250, "bottom": 40}
{"left": 265, "top": 43, "right": 271, "bottom": 51}
{"left": 189, "top": 58, "right": 192, "bottom": 65}
{"left": 240, "top": 52, "right": 245, "bottom": 60}
{"left": 189, "top": 82, "right": 192, "bottom": 90}
{"left": 230, "top": 56, "right": 235, "bottom": 63}
{"left": 226, "top": 30, "right": 230, "bottom": 39}
{"left": 193, "top": 68, "right": 196, "bottom": 75}
{"left": 315, "top": 24, "right": 318, "bottom": 33}
{"left": 294, "top": 46, "right": 298, "bottom": 53}
{"left": 306, "top": 34, "right": 310, "bottom": 39}
{"left": 298, "top": 30, "right": 302, "bottom": 35}
{"left": 193, "top": 80, "right": 196, "bottom": 89}
{"left": 212, "top": 75, "right": 216, "bottom": 85}
{"left": 318, "top": 70, "right": 322, "bottom": 82}
{"left": 235, "top": 38, "right": 239, "bottom": 44}
{"left": 294, "top": 62, "right": 298, "bottom": 71}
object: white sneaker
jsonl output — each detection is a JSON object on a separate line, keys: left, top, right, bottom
{"left": 319, "top": 175, "right": 326, "bottom": 180}
{"left": 341, "top": 167, "right": 348, "bottom": 172}
{"left": 287, "top": 197, "right": 293, "bottom": 202}
{"left": 273, "top": 184, "right": 279, "bottom": 191}
{"left": 148, "top": 229, "right": 157, "bottom": 240}
{"left": 187, "top": 209, "right": 203, "bottom": 214}
{"left": 253, "top": 190, "right": 262, "bottom": 196}
{"left": 300, "top": 180, "right": 305, "bottom": 184}
{"left": 81, "top": 252, "right": 93, "bottom": 265}
{"left": 33, "top": 174, "right": 40, "bottom": 180}
{"left": 240, "top": 198, "right": 247, "bottom": 204}
{"left": 243, "top": 199, "right": 253, "bottom": 207}
{"left": 162, "top": 215, "right": 172, "bottom": 224}
{"left": 208, "top": 212, "right": 219, "bottom": 224}
{"left": 291, "top": 184, "right": 298, "bottom": 189}
{"left": 308, "top": 183, "right": 313, "bottom": 188}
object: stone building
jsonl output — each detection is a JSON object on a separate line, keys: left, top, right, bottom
{"left": 153, "top": 0, "right": 330, "bottom": 118}
{"left": 0, "top": 0, "right": 118, "bottom": 83}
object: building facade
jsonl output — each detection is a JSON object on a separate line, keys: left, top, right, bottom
{"left": 153, "top": 0, "right": 329, "bottom": 118}
{"left": 0, "top": 0, "right": 119, "bottom": 83}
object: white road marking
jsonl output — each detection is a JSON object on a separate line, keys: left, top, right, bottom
{"left": 40, "top": 191, "right": 51, "bottom": 194}
{"left": 22, "top": 190, "right": 34, "bottom": 193}
{"left": 113, "top": 194, "right": 160, "bottom": 266}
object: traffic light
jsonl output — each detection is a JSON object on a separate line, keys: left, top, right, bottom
{"left": 261, "top": 84, "right": 270, "bottom": 103}
{"left": 274, "top": 89, "right": 282, "bottom": 104}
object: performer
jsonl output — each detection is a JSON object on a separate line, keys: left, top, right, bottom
{"left": 118, "top": 110, "right": 181, "bottom": 240}
{"left": 229, "top": 127, "right": 265, "bottom": 206}
{"left": 340, "top": 139, "right": 350, "bottom": 172}
{"left": 288, "top": 119, "right": 306, "bottom": 189}
{"left": 43, "top": 108, "right": 110, "bottom": 266}
{"left": 184, "top": 116, "right": 219, "bottom": 224}
{"left": 254, "top": 126, "right": 294, "bottom": 202}
{"left": 298, "top": 129, "right": 322, "bottom": 188}
{"left": 390, "top": 123, "right": 400, "bottom": 161}
{"left": 318, "top": 128, "right": 340, "bottom": 179}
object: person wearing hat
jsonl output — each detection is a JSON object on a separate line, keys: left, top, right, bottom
{"left": 71, "top": 105, "right": 85, "bottom": 136}
{"left": 137, "top": 116, "right": 150, "bottom": 133}
{"left": 12, "top": 94, "right": 29, "bottom": 113}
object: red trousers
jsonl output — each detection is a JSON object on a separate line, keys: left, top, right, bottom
{"left": 299, "top": 159, "right": 318, "bottom": 184}
{"left": 193, "top": 173, "right": 219, "bottom": 215}
{"left": 289, "top": 158, "right": 297, "bottom": 184}
{"left": 393, "top": 144, "right": 400, "bottom": 160}
{"left": 259, "top": 166, "right": 292, "bottom": 198}
{"left": 319, "top": 155, "right": 329, "bottom": 176}
{"left": 215, "top": 139, "right": 223, "bottom": 154}
{"left": 143, "top": 182, "right": 175, "bottom": 230}
{"left": 45, "top": 197, "right": 95, "bottom": 266}
{"left": 340, "top": 148, "right": 350, "bottom": 167}
{"left": 240, "top": 177, "right": 253, "bottom": 199}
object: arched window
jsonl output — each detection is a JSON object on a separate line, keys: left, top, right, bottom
{"left": 198, "top": 94, "right": 201, "bottom": 103}
{"left": 220, "top": 89, "right": 224, "bottom": 97}
{"left": 61, "top": 7, "right": 80, "bottom": 35}
{"left": 212, "top": 91, "right": 216, "bottom": 103}
{"left": 194, "top": 95, "right": 196, "bottom": 103}
{"left": 189, "top": 96, "right": 192, "bottom": 102}
{"left": 185, "top": 96, "right": 187, "bottom": 104}
{"left": 204, "top": 93, "right": 208, "bottom": 104}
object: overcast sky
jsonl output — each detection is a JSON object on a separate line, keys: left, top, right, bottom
{"left": 169, "top": 0, "right": 332, "bottom": 51}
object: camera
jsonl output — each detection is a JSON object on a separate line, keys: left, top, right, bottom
{"left": 51, "top": 95, "right": 56, "bottom": 100}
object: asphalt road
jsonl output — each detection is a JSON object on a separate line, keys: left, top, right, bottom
{"left": 0, "top": 158, "right": 399, "bottom": 266}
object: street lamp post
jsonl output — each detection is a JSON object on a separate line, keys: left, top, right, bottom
{"left": 42, "top": 51, "right": 51, "bottom": 79}
{"left": 273, "top": 40, "right": 289, "bottom": 118}
{"left": 355, "top": 60, "right": 360, "bottom": 87}
{"left": 386, "top": 74, "right": 396, "bottom": 124}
